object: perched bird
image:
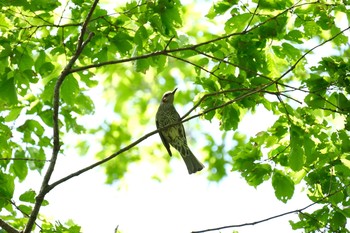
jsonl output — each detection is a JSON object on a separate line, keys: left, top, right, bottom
{"left": 156, "top": 88, "right": 204, "bottom": 174}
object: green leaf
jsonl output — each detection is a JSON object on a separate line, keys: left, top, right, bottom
{"left": 19, "top": 189, "right": 36, "bottom": 203}
{"left": 74, "top": 94, "right": 94, "bottom": 115}
{"left": 282, "top": 42, "right": 301, "bottom": 61}
{"left": 39, "top": 109, "right": 54, "bottom": 127}
{"left": 134, "top": 26, "right": 148, "bottom": 48}
{"left": 0, "top": 171, "right": 15, "bottom": 208}
{"left": 272, "top": 170, "right": 294, "bottom": 203}
{"left": 224, "top": 13, "right": 251, "bottom": 33}
{"left": 41, "top": 78, "right": 56, "bottom": 103}
{"left": 11, "top": 150, "right": 28, "bottom": 182}
{"left": 134, "top": 58, "right": 150, "bottom": 73}
{"left": 61, "top": 76, "right": 80, "bottom": 106}
{"left": 304, "top": 21, "right": 321, "bottom": 37}
{"left": 18, "top": 53, "right": 34, "bottom": 71}
{"left": 289, "top": 125, "right": 305, "bottom": 171}
{"left": 39, "top": 62, "right": 55, "bottom": 76}
{"left": 111, "top": 31, "right": 133, "bottom": 55}
{"left": 220, "top": 105, "right": 240, "bottom": 130}
{"left": 331, "top": 211, "right": 346, "bottom": 229}
{"left": 304, "top": 94, "right": 325, "bottom": 109}
{"left": 18, "top": 119, "right": 45, "bottom": 138}
{"left": 255, "top": 0, "right": 292, "bottom": 9}
{"left": 5, "top": 107, "right": 23, "bottom": 122}
{"left": 18, "top": 204, "right": 32, "bottom": 215}
{"left": 337, "top": 93, "right": 350, "bottom": 112}
{"left": 207, "top": 0, "right": 237, "bottom": 19}
{"left": 27, "top": 147, "right": 46, "bottom": 170}
{"left": 0, "top": 77, "right": 18, "bottom": 107}
{"left": 284, "top": 30, "right": 304, "bottom": 44}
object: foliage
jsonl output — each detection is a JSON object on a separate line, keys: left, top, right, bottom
{"left": 0, "top": 0, "right": 349, "bottom": 232}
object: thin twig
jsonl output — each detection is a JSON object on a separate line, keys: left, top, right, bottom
{"left": 244, "top": 0, "right": 260, "bottom": 32}
{"left": 191, "top": 183, "right": 350, "bottom": 233}
{"left": 167, "top": 54, "right": 220, "bottom": 79}
{"left": 0, "top": 158, "right": 51, "bottom": 162}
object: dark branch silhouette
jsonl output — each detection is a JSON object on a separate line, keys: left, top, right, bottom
{"left": 23, "top": 1, "right": 99, "bottom": 232}
{"left": 192, "top": 183, "right": 350, "bottom": 233}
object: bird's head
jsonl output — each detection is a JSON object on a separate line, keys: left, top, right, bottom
{"left": 161, "top": 88, "right": 177, "bottom": 104}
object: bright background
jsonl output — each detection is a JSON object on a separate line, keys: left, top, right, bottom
{"left": 10, "top": 1, "right": 349, "bottom": 232}
{"left": 16, "top": 104, "right": 314, "bottom": 233}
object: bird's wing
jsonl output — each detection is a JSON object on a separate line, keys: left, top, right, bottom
{"left": 156, "top": 119, "right": 172, "bottom": 157}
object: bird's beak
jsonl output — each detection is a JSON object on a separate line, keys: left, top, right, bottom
{"left": 172, "top": 88, "right": 178, "bottom": 94}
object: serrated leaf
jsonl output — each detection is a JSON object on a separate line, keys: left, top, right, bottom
{"left": 221, "top": 105, "right": 239, "bottom": 130}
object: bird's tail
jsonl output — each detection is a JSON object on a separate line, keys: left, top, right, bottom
{"left": 177, "top": 144, "right": 204, "bottom": 174}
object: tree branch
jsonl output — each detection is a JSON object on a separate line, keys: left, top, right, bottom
{"left": 68, "top": 1, "right": 323, "bottom": 75}
{"left": 23, "top": 1, "right": 99, "bottom": 233}
{"left": 191, "top": 183, "right": 350, "bottom": 233}
{"left": 48, "top": 86, "right": 261, "bottom": 191}
{"left": 45, "top": 21, "right": 350, "bottom": 195}
{"left": 0, "top": 218, "right": 20, "bottom": 233}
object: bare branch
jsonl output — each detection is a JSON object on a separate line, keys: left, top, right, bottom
{"left": 0, "top": 158, "right": 51, "bottom": 162}
{"left": 48, "top": 87, "right": 260, "bottom": 191}
{"left": 23, "top": 1, "right": 99, "bottom": 233}
{"left": 192, "top": 183, "right": 350, "bottom": 233}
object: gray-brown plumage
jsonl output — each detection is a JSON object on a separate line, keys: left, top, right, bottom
{"left": 156, "top": 88, "right": 204, "bottom": 174}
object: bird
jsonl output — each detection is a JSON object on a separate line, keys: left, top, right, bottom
{"left": 156, "top": 88, "right": 204, "bottom": 174}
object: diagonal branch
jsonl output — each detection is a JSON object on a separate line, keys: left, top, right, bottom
{"left": 46, "top": 24, "right": 350, "bottom": 194}
{"left": 68, "top": 1, "right": 322, "bottom": 75}
{"left": 0, "top": 218, "right": 19, "bottom": 233}
{"left": 23, "top": 1, "right": 99, "bottom": 233}
{"left": 191, "top": 183, "right": 350, "bottom": 233}
{"left": 48, "top": 87, "right": 258, "bottom": 190}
